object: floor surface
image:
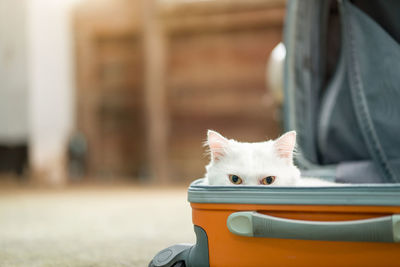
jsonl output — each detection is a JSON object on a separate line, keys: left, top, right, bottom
{"left": 0, "top": 186, "right": 195, "bottom": 266}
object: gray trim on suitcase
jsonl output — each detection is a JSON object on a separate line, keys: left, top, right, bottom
{"left": 188, "top": 179, "right": 400, "bottom": 206}
{"left": 227, "top": 211, "right": 400, "bottom": 243}
{"left": 187, "top": 226, "right": 209, "bottom": 267}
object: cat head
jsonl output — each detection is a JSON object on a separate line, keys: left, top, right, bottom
{"left": 205, "top": 130, "right": 300, "bottom": 186}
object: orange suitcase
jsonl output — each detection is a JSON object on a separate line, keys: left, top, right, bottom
{"left": 150, "top": 180, "right": 400, "bottom": 267}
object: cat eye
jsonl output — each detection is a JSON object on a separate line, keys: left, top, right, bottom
{"left": 261, "top": 176, "right": 276, "bottom": 185}
{"left": 229, "top": 175, "right": 243, "bottom": 185}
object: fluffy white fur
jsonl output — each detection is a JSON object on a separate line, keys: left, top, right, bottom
{"left": 204, "top": 130, "right": 336, "bottom": 186}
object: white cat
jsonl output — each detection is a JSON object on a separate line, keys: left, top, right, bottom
{"left": 204, "top": 130, "right": 337, "bottom": 186}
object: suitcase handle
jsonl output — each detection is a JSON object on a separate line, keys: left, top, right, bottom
{"left": 227, "top": 212, "right": 400, "bottom": 243}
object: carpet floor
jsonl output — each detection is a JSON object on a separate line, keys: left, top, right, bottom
{"left": 0, "top": 186, "right": 195, "bottom": 266}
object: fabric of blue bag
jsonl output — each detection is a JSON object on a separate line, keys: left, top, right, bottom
{"left": 341, "top": 0, "right": 400, "bottom": 183}
{"left": 284, "top": 0, "right": 400, "bottom": 183}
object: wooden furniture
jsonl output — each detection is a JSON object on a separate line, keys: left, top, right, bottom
{"left": 74, "top": 0, "right": 285, "bottom": 183}
{"left": 74, "top": 0, "right": 146, "bottom": 179}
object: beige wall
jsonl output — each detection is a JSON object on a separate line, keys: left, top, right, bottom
{"left": 0, "top": 0, "right": 29, "bottom": 144}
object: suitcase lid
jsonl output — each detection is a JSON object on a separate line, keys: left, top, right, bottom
{"left": 283, "top": 0, "right": 400, "bottom": 183}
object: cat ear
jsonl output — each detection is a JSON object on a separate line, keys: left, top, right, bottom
{"left": 274, "top": 131, "right": 296, "bottom": 163}
{"left": 207, "top": 130, "right": 229, "bottom": 161}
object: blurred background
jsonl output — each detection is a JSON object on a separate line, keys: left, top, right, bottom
{"left": 0, "top": 0, "right": 285, "bottom": 265}
{"left": 0, "top": 0, "right": 285, "bottom": 186}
